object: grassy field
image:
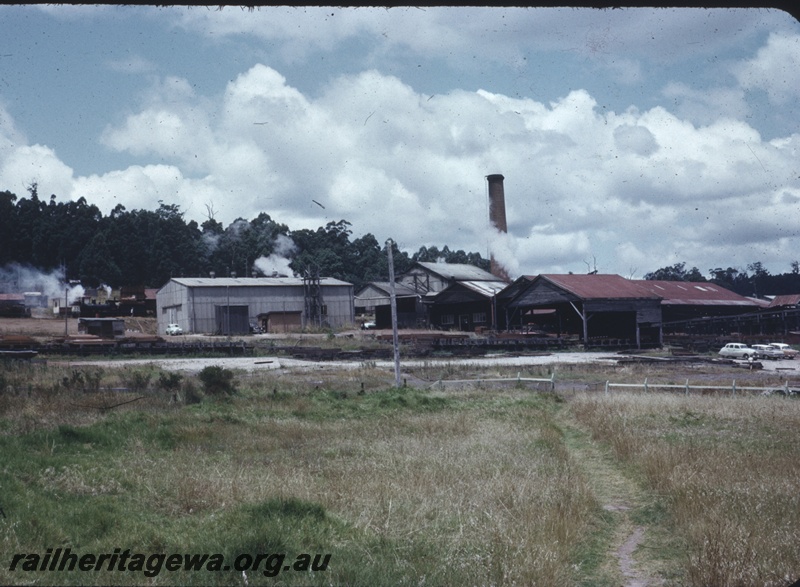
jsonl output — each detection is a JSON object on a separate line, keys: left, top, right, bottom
{"left": 1, "top": 357, "right": 799, "bottom": 586}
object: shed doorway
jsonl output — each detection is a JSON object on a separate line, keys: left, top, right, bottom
{"left": 215, "top": 305, "right": 250, "bottom": 335}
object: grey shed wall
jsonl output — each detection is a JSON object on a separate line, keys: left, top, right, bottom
{"left": 156, "top": 278, "right": 354, "bottom": 335}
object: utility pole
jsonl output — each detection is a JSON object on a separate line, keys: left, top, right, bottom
{"left": 64, "top": 285, "right": 69, "bottom": 337}
{"left": 386, "top": 239, "right": 401, "bottom": 388}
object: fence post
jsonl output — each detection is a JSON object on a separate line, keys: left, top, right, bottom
{"left": 785, "top": 381, "right": 790, "bottom": 395}
{"left": 732, "top": 379, "right": 736, "bottom": 397}
{"left": 685, "top": 378, "right": 689, "bottom": 396}
{"left": 550, "top": 372, "right": 555, "bottom": 392}
{"left": 605, "top": 381, "right": 609, "bottom": 395}
{"left": 644, "top": 377, "right": 648, "bottom": 393}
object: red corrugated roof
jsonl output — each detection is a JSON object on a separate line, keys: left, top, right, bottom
{"left": 634, "top": 280, "right": 758, "bottom": 306}
{"left": 0, "top": 293, "right": 24, "bottom": 301}
{"left": 769, "top": 294, "right": 800, "bottom": 308}
{"left": 540, "top": 274, "right": 659, "bottom": 299}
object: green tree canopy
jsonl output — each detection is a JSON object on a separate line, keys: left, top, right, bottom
{"left": 643, "top": 262, "right": 706, "bottom": 282}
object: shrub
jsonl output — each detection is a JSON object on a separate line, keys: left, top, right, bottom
{"left": 61, "top": 368, "right": 103, "bottom": 393}
{"left": 197, "top": 365, "right": 237, "bottom": 397}
{"left": 181, "top": 380, "right": 203, "bottom": 405}
{"left": 118, "top": 367, "right": 153, "bottom": 392}
{"left": 157, "top": 372, "right": 183, "bottom": 392}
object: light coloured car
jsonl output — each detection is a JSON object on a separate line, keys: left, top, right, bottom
{"left": 165, "top": 323, "right": 183, "bottom": 336}
{"left": 752, "top": 344, "right": 783, "bottom": 360}
{"left": 718, "top": 343, "right": 759, "bottom": 360}
{"left": 768, "top": 343, "right": 798, "bottom": 359}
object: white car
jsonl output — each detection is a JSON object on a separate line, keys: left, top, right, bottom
{"left": 752, "top": 344, "right": 783, "bottom": 360}
{"left": 718, "top": 343, "right": 758, "bottom": 360}
{"left": 165, "top": 323, "right": 183, "bottom": 336}
{"left": 768, "top": 343, "right": 798, "bottom": 359}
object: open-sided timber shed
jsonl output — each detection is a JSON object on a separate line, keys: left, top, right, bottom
{"left": 156, "top": 277, "right": 354, "bottom": 336}
{"left": 504, "top": 274, "right": 663, "bottom": 348}
{"left": 354, "top": 282, "right": 421, "bottom": 329}
{"left": 427, "top": 280, "right": 509, "bottom": 331}
{"left": 633, "top": 280, "right": 761, "bottom": 323}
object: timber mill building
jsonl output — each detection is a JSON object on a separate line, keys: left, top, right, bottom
{"left": 156, "top": 276, "right": 354, "bottom": 336}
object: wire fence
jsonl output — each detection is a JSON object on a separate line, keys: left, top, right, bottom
{"left": 429, "top": 373, "right": 556, "bottom": 391}
{"left": 426, "top": 373, "right": 798, "bottom": 396}
{"left": 601, "top": 377, "right": 798, "bottom": 396}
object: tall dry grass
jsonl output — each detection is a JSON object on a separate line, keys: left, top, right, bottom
{"left": 118, "top": 390, "right": 597, "bottom": 585}
{"left": 1, "top": 357, "right": 603, "bottom": 586}
{"left": 571, "top": 392, "right": 800, "bottom": 586}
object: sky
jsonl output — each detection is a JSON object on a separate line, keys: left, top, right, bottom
{"left": 1, "top": 5, "right": 799, "bottom": 281}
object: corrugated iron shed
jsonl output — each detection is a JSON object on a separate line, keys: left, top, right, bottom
{"left": 429, "top": 280, "right": 509, "bottom": 304}
{"left": 769, "top": 294, "right": 800, "bottom": 308}
{"left": 452, "top": 280, "right": 509, "bottom": 298}
{"left": 355, "top": 282, "right": 418, "bottom": 301}
{"left": 634, "top": 280, "right": 759, "bottom": 307}
{"left": 538, "top": 274, "right": 660, "bottom": 300}
{"left": 164, "top": 276, "right": 352, "bottom": 290}
{"left": 415, "top": 262, "right": 499, "bottom": 282}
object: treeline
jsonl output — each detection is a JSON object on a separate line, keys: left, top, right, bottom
{"left": 0, "top": 186, "right": 490, "bottom": 290}
{"left": 644, "top": 261, "right": 800, "bottom": 297}
{"left": 5, "top": 187, "right": 798, "bottom": 297}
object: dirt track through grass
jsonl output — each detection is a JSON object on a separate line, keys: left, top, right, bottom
{"left": 556, "top": 408, "right": 662, "bottom": 587}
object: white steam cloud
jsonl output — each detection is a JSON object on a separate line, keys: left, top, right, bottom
{"left": 0, "top": 263, "right": 68, "bottom": 300}
{"left": 486, "top": 231, "right": 520, "bottom": 280}
{"left": 202, "top": 232, "right": 220, "bottom": 253}
{"left": 253, "top": 234, "right": 297, "bottom": 277}
{"left": 0, "top": 263, "right": 86, "bottom": 305}
{"left": 66, "top": 283, "right": 85, "bottom": 305}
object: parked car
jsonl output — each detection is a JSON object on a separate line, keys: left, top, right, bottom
{"left": 718, "top": 343, "right": 759, "bottom": 360}
{"left": 249, "top": 322, "right": 264, "bottom": 334}
{"left": 769, "top": 343, "right": 798, "bottom": 358}
{"left": 165, "top": 323, "right": 183, "bottom": 336}
{"left": 752, "top": 344, "right": 783, "bottom": 360}
{"left": 361, "top": 321, "right": 376, "bottom": 330}
{"left": 768, "top": 343, "right": 798, "bottom": 359}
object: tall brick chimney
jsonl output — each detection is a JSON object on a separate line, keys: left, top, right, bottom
{"left": 486, "top": 174, "right": 510, "bottom": 282}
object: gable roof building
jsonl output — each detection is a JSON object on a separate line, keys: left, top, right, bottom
{"left": 426, "top": 278, "right": 509, "bottom": 331}
{"left": 633, "top": 280, "right": 761, "bottom": 323}
{"left": 354, "top": 281, "right": 421, "bottom": 329}
{"left": 504, "top": 274, "right": 663, "bottom": 348}
{"left": 355, "top": 262, "right": 506, "bottom": 330}
{"left": 397, "top": 262, "right": 504, "bottom": 296}
{"left": 156, "top": 276, "right": 354, "bottom": 335}
{"left": 768, "top": 294, "right": 800, "bottom": 309}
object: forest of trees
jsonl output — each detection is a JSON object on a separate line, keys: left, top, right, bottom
{"left": 0, "top": 186, "right": 490, "bottom": 291}
{"left": 2, "top": 186, "right": 800, "bottom": 298}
